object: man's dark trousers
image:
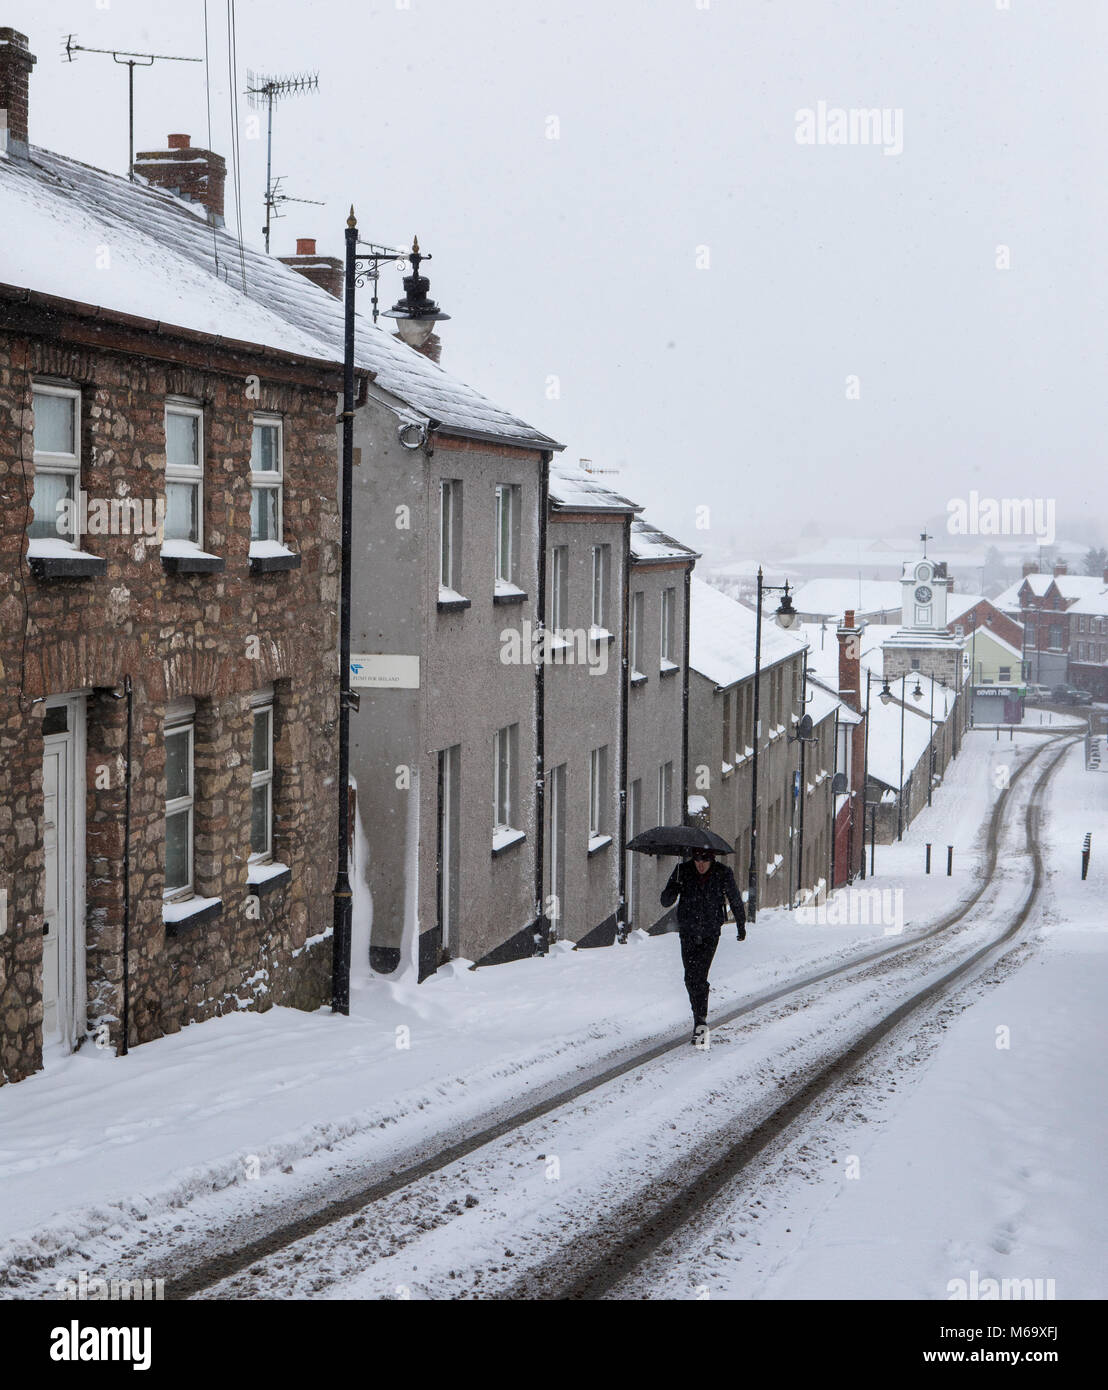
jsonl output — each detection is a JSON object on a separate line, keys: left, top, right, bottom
{"left": 679, "top": 927, "right": 720, "bottom": 1025}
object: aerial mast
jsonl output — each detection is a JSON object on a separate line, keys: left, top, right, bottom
{"left": 245, "top": 71, "right": 319, "bottom": 253}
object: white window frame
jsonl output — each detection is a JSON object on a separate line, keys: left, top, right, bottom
{"left": 164, "top": 699, "right": 196, "bottom": 902}
{"left": 660, "top": 587, "right": 675, "bottom": 665}
{"left": 658, "top": 760, "right": 673, "bottom": 823}
{"left": 495, "top": 483, "right": 516, "bottom": 585}
{"left": 551, "top": 545, "right": 568, "bottom": 632}
{"left": 494, "top": 724, "right": 516, "bottom": 831}
{"left": 250, "top": 415, "right": 283, "bottom": 545}
{"left": 440, "top": 479, "right": 460, "bottom": 589}
{"left": 591, "top": 545, "right": 609, "bottom": 629}
{"left": 589, "top": 746, "right": 608, "bottom": 839}
{"left": 630, "top": 590, "right": 644, "bottom": 676}
{"left": 164, "top": 400, "right": 204, "bottom": 547}
{"left": 31, "top": 383, "right": 81, "bottom": 546}
{"left": 250, "top": 688, "right": 274, "bottom": 863}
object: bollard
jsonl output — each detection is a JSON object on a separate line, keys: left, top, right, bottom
{"left": 1009, "top": 724, "right": 1014, "bottom": 741}
{"left": 996, "top": 726, "right": 1000, "bottom": 741}
{"left": 947, "top": 845, "right": 953, "bottom": 876}
{"left": 925, "top": 843, "right": 931, "bottom": 874}
{"left": 1081, "top": 832, "right": 1092, "bottom": 881}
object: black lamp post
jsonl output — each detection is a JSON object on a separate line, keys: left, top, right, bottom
{"left": 332, "top": 211, "right": 449, "bottom": 1015}
{"left": 748, "top": 570, "right": 800, "bottom": 923}
{"left": 382, "top": 237, "right": 451, "bottom": 348}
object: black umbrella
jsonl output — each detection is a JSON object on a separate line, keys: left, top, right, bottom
{"left": 626, "top": 824, "right": 734, "bottom": 857}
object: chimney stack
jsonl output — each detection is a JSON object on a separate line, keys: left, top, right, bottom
{"left": 1022, "top": 560, "right": 1036, "bottom": 578}
{"left": 1053, "top": 561, "right": 1067, "bottom": 577}
{"left": 0, "top": 28, "right": 36, "bottom": 158}
{"left": 134, "top": 134, "right": 226, "bottom": 225}
{"left": 277, "top": 238, "right": 344, "bottom": 299}
{"left": 836, "top": 610, "right": 863, "bottom": 714}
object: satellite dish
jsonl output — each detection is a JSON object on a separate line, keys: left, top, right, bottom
{"left": 798, "top": 714, "right": 814, "bottom": 741}
{"left": 831, "top": 771, "right": 847, "bottom": 794}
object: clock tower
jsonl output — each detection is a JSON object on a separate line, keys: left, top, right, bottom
{"left": 881, "top": 541, "right": 964, "bottom": 689}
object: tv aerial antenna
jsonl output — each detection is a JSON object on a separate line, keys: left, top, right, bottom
{"left": 63, "top": 36, "right": 201, "bottom": 181}
{"left": 245, "top": 70, "right": 319, "bottom": 253}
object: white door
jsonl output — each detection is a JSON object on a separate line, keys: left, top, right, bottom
{"left": 547, "top": 764, "right": 566, "bottom": 937}
{"left": 42, "top": 699, "right": 83, "bottom": 1050}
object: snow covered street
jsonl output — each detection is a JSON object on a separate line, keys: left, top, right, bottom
{"left": 2, "top": 725, "right": 1101, "bottom": 1301}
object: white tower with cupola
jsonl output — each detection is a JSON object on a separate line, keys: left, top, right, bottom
{"left": 881, "top": 535, "right": 964, "bottom": 688}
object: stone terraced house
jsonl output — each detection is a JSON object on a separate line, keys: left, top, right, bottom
{"left": 0, "top": 30, "right": 350, "bottom": 1084}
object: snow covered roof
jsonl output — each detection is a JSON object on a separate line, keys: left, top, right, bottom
{"left": 630, "top": 516, "right": 699, "bottom": 564}
{"left": 1066, "top": 588, "right": 1108, "bottom": 616}
{"left": 548, "top": 465, "right": 640, "bottom": 514}
{"left": 961, "top": 626, "right": 1024, "bottom": 659}
{"left": 946, "top": 592, "right": 992, "bottom": 621}
{"left": 689, "top": 576, "right": 806, "bottom": 688}
{"left": 2, "top": 145, "right": 559, "bottom": 450}
{"left": 865, "top": 691, "right": 948, "bottom": 791}
{"left": 993, "top": 573, "right": 1106, "bottom": 611}
{"left": 791, "top": 578, "right": 902, "bottom": 616}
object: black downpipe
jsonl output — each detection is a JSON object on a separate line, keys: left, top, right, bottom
{"left": 796, "top": 658, "right": 808, "bottom": 903}
{"left": 534, "top": 450, "right": 550, "bottom": 952}
{"left": 332, "top": 213, "right": 357, "bottom": 1014}
{"left": 121, "top": 674, "right": 132, "bottom": 1055}
{"left": 681, "top": 563, "right": 692, "bottom": 825}
{"left": 616, "top": 515, "right": 631, "bottom": 940}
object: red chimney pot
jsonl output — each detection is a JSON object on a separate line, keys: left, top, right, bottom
{"left": 168, "top": 133, "right": 191, "bottom": 149}
{"left": 296, "top": 238, "right": 316, "bottom": 256}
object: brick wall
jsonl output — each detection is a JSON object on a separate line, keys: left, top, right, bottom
{"left": 0, "top": 322, "right": 340, "bottom": 1083}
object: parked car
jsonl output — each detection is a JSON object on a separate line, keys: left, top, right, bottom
{"left": 1051, "top": 683, "right": 1093, "bottom": 705}
{"left": 1024, "top": 683, "right": 1052, "bottom": 703}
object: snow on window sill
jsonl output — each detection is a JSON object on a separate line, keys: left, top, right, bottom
{"left": 249, "top": 540, "right": 300, "bottom": 573}
{"left": 630, "top": 669, "right": 647, "bottom": 686}
{"left": 161, "top": 540, "right": 224, "bottom": 574}
{"left": 492, "top": 826, "right": 526, "bottom": 856}
{"left": 247, "top": 860, "right": 291, "bottom": 894}
{"left": 26, "top": 537, "right": 105, "bottom": 579}
{"left": 163, "top": 894, "right": 223, "bottom": 934}
{"left": 587, "top": 833, "right": 613, "bottom": 856}
{"left": 687, "top": 794, "right": 709, "bottom": 814}
{"left": 589, "top": 625, "right": 615, "bottom": 644}
{"left": 721, "top": 761, "right": 734, "bottom": 778}
{"left": 660, "top": 658, "right": 680, "bottom": 676}
{"left": 493, "top": 579, "right": 528, "bottom": 605}
{"left": 438, "top": 584, "right": 471, "bottom": 612}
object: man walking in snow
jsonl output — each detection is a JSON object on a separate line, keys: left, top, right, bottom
{"left": 660, "top": 851, "right": 746, "bottom": 1046}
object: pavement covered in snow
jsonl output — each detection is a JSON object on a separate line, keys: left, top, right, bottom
{"left": 0, "top": 726, "right": 1101, "bottom": 1300}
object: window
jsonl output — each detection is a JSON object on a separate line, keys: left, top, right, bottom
{"left": 440, "top": 479, "right": 460, "bottom": 590}
{"left": 164, "top": 701, "right": 195, "bottom": 900}
{"left": 165, "top": 403, "right": 204, "bottom": 545}
{"left": 495, "top": 483, "right": 518, "bottom": 587}
{"left": 250, "top": 417, "right": 283, "bottom": 544}
{"left": 250, "top": 691, "right": 274, "bottom": 862}
{"left": 550, "top": 545, "right": 568, "bottom": 633}
{"left": 660, "top": 587, "right": 676, "bottom": 667}
{"left": 589, "top": 746, "right": 609, "bottom": 839}
{"left": 591, "top": 545, "right": 609, "bottom": 630}
{"left": 998, "top": 666, "right": 1012, "bottom": 682}
{"left": 1049, "top": 623, "right": 1064, "bottom": 649}
{"left": 658, "top": 761, "right": 673, "bottom": 823}
{"left": 494, "top": 724, "right": 518, "bottom": 831}
{"left": 30, "top": 385, "right": 80, "bottom": 542}
{"left": 630, "top": 590, "right": 645, "bottom": 678}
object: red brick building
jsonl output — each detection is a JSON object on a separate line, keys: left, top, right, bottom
{"left": 0, "top": 29, "right": 347, "bottom": 1084}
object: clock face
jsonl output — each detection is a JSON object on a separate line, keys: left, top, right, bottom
{"left": 915, "top": 584, "right": 933, "bottom": 603}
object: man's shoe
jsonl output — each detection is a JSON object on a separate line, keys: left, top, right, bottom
{"left": 692, "top": 1022, "right": 710, "bottom": 1049}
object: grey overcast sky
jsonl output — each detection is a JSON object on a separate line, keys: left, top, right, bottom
{"left": 8, "top": 0, "right": 1108, "bottom": 559}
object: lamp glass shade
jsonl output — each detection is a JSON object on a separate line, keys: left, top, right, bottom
{"left": 394, "top": 317, "right": 437, "bottom": 348}
{"left": 879, "top": 687, "right": 893, "bottom": 705}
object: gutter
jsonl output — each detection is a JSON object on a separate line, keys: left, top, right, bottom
{"left": 534, "top": 450, "right": 551, "bottom": 952}
{"left": 682, "top": 562, "right": 693, "bottom": 825}
{"left": 616, "top": 511, "right": 631, "bottom": 940}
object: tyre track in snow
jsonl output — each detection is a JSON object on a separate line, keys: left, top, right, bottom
{"left": 153, "top": 733, "right": 1071, "bottom": 1299}
{"left": 505, "top": 734, "right": 1075, "bottom": 1300}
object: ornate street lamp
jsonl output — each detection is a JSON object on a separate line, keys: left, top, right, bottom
{"left": 382, "top": 236, "right": 451, "bottom": 348}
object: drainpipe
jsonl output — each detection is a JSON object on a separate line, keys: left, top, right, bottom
{"left": 122, "top": 675, "right": 132, "bottom": 1055}
{"left": 681, "top": 563, "right": 692, "bottom": 825}
{"left": 533, "top": 450, "right": 550, "bottom": 953}
{"left": 616, "top": 514, "right": 631, "bottom": 941}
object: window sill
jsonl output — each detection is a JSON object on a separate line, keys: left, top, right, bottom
{"left": 161, "top": 546, "right": 225, "bottom": 575}
{"left": 660, "top": 661, "right": 680, "bottom": 679}
{"left": 438, "top": 593, "right": 472, "bottom": 613}
{"left": 589, "top": 627, "right": 616, "bottom": 645}
{"left": 27, "top": 546, "right": 106, "bottom": 580}
{"left": 249, "top": 542, "right": 300, "bottom": 574}
{"left": 630, "top": 671, "right": 647, "bottom": 688}
{"left": 493, "top": 587, "right": 528, "bottom": 606}
{"left": 163, "top": 895, "right": 223, "bottom": 935}
{"left": 492, "top": 827, "right": 526, "bottom": 857}
{"left": 587, "top": 833, "right": 613, "bottom": 857}
{"left": 247, "top": 861, "right": 291, "bottom": 895}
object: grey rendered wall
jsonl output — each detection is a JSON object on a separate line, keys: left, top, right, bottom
{"left": 544, "top": 514, "right": 625, "bottom": 943}
{"left": 625, "top": 562, "right": 689, "bottom": 930}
